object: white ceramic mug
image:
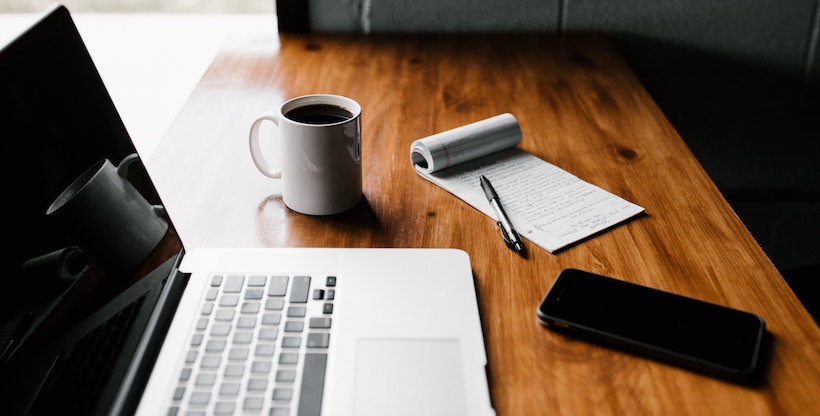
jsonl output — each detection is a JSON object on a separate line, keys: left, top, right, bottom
{"left": 249, "top": 94, "right": 362, "bottom": 215}
{"left": 46, "top": 153, "right": 168, "bottom": 273}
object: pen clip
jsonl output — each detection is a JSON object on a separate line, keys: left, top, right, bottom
{"left": 497, "top": 220, "right": 515, "bottom": 245}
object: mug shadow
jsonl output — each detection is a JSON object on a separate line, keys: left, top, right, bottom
{"left": 255, "top": 194, "right": 384, "bottom": 247}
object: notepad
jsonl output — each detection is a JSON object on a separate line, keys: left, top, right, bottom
{"left": 409, "top": 113, "right": 645, "bottom": 253}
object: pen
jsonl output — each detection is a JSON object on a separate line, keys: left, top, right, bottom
{"left": 1, "top": 309, "right": 35, "bottom": 363}
{"left": 479, "top": 175, "right": 525, "bottom": 254}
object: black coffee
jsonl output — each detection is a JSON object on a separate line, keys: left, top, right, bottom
{"left": 285, "top": 104, "right": 354, "bottom": 125}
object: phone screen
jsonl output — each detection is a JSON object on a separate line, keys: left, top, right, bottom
{"left": 536, "top": 269, "right": 766, "bottom": 382}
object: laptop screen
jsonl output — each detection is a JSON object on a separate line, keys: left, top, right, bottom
{"left": 0, "top": 4, "right": 182, "bottom": 366}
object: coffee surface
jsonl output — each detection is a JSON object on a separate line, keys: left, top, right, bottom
{"left": 285, "top": 104, "right": 353, "bottom": 125}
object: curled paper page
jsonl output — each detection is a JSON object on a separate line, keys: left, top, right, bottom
{"left": 21, "top": 246, "right": 89, "bottom": 288}
{"left": 410, "top": 113, "right": 522, "bottom": 173}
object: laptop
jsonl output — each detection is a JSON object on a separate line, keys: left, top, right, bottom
{"left": 0, "top": 5, "right": 494, "bottom": 416}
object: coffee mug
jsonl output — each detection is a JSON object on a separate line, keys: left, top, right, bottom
{"left": 249, "top": 94, "right": 362, "bottom": 215}
{"left": 46, "top": 153, "right": 168, "bottom": 273}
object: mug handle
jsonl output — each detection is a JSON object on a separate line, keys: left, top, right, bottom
{"left": 116, "top": 153, "right": 140, "bottom": 178}
{"left": 116, "top": 153, "right": 167, "bottom": 219}
{"left": 249, "top": 112, "right": 283, "bottom": 179}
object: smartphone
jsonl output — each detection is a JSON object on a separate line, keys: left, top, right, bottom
{"left": 536, "top": 268, "right": 767, "bottom": 383}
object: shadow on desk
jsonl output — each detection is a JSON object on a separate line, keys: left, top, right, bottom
{"left": 255, "top": 195, "right": 385, "bottom": 247}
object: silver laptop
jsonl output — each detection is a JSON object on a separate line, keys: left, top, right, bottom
{"left": 0, "top": 5, "right": 493, "bottom": 416}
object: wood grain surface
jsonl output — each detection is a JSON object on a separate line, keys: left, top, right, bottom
{"left": 147, "top": 33, "right": 820, "bottom": 415}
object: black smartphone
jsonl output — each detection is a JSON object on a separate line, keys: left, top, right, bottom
{"left": 536, "top": 268, "right": 767, "bottom": 383}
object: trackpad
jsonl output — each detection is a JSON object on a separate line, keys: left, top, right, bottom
{"left": 355, "top": 339, "right": 468, "bottom": 416}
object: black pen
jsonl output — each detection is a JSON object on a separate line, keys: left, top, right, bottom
{"left": 1, "top": 309, "right": 35, "bottom": 363}
{"left": 479, "top": 175, "right": 525, "bottom": 254}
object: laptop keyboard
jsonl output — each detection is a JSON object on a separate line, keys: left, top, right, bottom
{"left": 168, "top": 274, "right": 336, "bottom": 416}
{"left": 28, "top": 295, "right": 148, "bottom": 415}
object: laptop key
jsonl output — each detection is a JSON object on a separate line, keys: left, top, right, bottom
{"left": 309, "top": 317, "right": 331, "bottom": 329}
{"left": 245, "top": 289, "right": 264, "bottom": 300}
{"left": 244, "top": 397, "right": 264, "bottom": 410}
{"left": 297, "top": 353, "right": 328, "bottom": 416}
{"left": 205, "top": 339, "right": 227, "bottom": 352}
{"left": 268, "top": 275, "right": 289, "bottom": 296}
{"left": 276, "top": 369, "right": 296, "bottom": 382}
{"left": 272, "top": 388, "right": 293, "bottom": 401}
{"left": 189, "top": 391, "right": 210, "bottom": 406}
{"left": 200, "top": 355, "right": 221, "bottom": 368}
{"left": 248, "top": 275, "right": 267, "bottom": 286}
{"left": 233, "top": 331, "right": 253, "bottom": 344}
{"left": 215, "top": 309, "right": 235, "bottom": 321}
{"left": 196, "top": 317, "right": 208, "bottom": 330}
{"left": 307, "top": 333, "right": 330, "bottom": 348}
{"left": 251, "top": 360, "right": 272, "bottom": 374}
{"left": 270, "top": 407, "right": 289, "bottom": 416}
{"left": 224, "top": 275, "right": 245, "bottom": 293}
{"left": 241, "top": 301, "right": 261, "bottom": 313}
{"left": 224, "top": 364, "right": 244, "bottom": 378}
{"left": 262, "top": 312, "right": 283, "bottom": 325}
{"left": 259, "top": 328, "right": 278, "bottom": 340}
{"left": 237, "top": 316, "right": 257, "bottom": 328}
{"left": 228, "top": 347, "right": 249, "bottom": 361}
{"left": 210, "top": 275, "right": 223, "bottom": 287}
{"left": 290, "top": 276, "right": 311, "bottom": 303}
{"left": 255, "top": 343, "right": 276, "bottom": 357}
{"left": 195, "top": 372, "right": 216, "bottom": 386}
{"left": 214, "top": 401, "right": 235, "bottom": 415}
{"left": 211, "top": 323, "right": 231, "bottom": 336}
{"left": 173, "top": 386, "right": 185, "bottom": 400}
{"left": 282, "top": 336, "right": 301, "bottom": 348}
{"left": 220, "top": 382, "right": 241, "bottom": 396}
{"left": 219, "top": 295, "right": 239, "bottom": 307}
{"left": 284, "top": 321, "right": 304, "bottom": 332}
{"left": 265, "top": 298, "right": 285, "bottom": 310}
{"left": 279, "top": 352, "right": 298, "bottom": 365}
{"left": 247, "top": 378, "right": 268, "bottom": 391}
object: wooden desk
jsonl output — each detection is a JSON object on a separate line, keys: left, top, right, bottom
{"left": 148, "top": 33, "right": 820, "bottom": 415}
